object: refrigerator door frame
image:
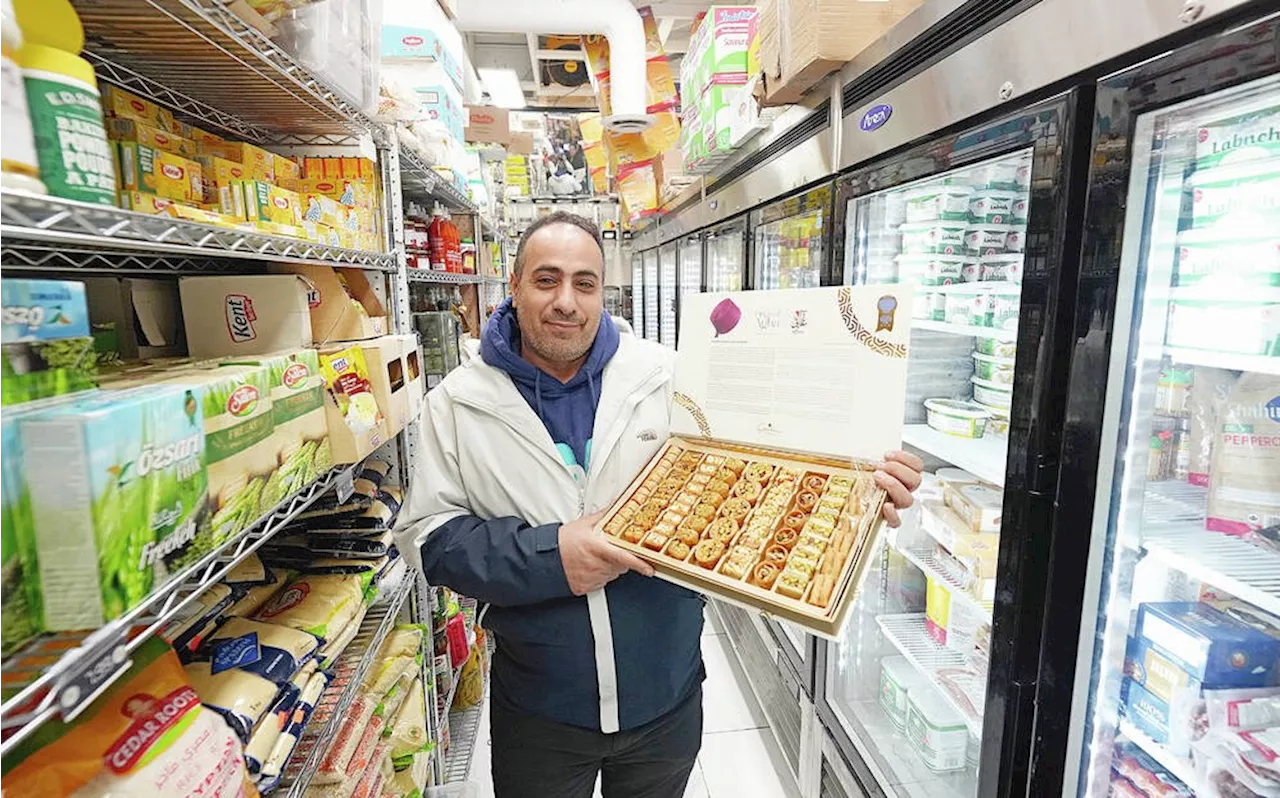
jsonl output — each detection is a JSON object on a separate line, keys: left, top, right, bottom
{"left": 749, "top": 182, "right": 838, "bottom": 290}
{"left": 642, "top": 247, "right": 660, "bottom": 341}
{"left": 817, "top": 86, "right": 1097, "bottom": 798}
{"left": 675, "top": 234, "right": 703, "bottom": 347}
{"left": 1037, "top": 13, "right": 1280, "bottom": 798}
{"left": 629, "top": 250, "right": 643, "bottom": 331}
{"left": 766, "top": 618, "right": 817, "bottom": 698}
{"left": 703, "top": 217, "right": 752, "bottom": 292}
{"left": 658, "top": 240, "right": 679, "bottom": 347}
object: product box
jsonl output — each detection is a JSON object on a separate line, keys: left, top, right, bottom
{"left": 115, "top": 142, "right": 204, "bottom": 204}
{"left": 362, "top": 336, "right": 411, "bottom": 436}
{"left": 274, "top": 153, "right": 301, "bottom": 182}
{"left": 101, "top": 84, "right": 176, "bottom": 132}
{"left": 197, "top": 140, "right": 276, "bottom": 183}
{"left": 178, "top": 275, "right": 314, "bottom": 359}
{"left": 319, "top": 345, "right": 389, "bottom": 464}
{"left": 238, "top": 181, "right": 303, "bottom": 226}
{"left": 83, "top": 276, "right": 186, "bottom": 361}
{"left": 20, "top": 385, "right": 210, "bottom": 630}
{"left": 688, "top": 6, "right": 759, "bottom": 92}
{"left": 298, "top": 191, "right": 342, "bottom": 229}
{"left": 1124, "top": 635, "right": 1203, "bottom": 703}
{"left": 222, "top": 349, "right": 333, "bottom": 493}
{"left": 274, "top": 264, "right": 387, "bottom": 344}
{"left": 194, "top": 155, "right": 250, "bottom": 210}
{"left": 106, "top": 118, "right": 198, "bottom": 158}
{"left": 1, "top": 279, "right": 98, "bottom": 407}
{"left": 1136, "top": 602, "right": 1280, "bottom": 688}
{"left": 413, "top": 311, "right": 460, "bottom": 378}
{"left": 1121, "top": 678, "right": 1175, "bottom": 746}
{"left": 596, "top": 286, "right": 913, "bottom": 636}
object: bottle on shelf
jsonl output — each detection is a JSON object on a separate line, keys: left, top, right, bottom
{"left": 1, "top": 0, "right": 43, "bottom": 193}
{"left": 427, "top": 203, "right": 449, "bottom": 272}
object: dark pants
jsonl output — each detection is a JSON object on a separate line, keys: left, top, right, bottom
{"left": 491, "top": 686, "right": 702, "bottom": 798}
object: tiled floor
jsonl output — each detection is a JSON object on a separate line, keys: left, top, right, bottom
{"left": 465, "top": 607, "right": 794, "bottom": 798}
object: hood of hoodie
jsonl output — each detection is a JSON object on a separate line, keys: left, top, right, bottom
{"left": 480, "top": 298, "right": 619, "bottom": 469}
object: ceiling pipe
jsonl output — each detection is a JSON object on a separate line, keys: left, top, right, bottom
{"left": 454, "top": 0, "right": 653, "bottom": 133}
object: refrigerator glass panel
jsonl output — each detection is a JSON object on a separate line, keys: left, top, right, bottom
{"left": 631, "top": 253, "right": 643, "bottom": 329}
{"left": 706, "top": 226, "right": 745, "bottom": 292}
{"left": 1069, "top": 74, "right": 1280, "bottom": 798}
{"left": 825, "top": 148, "right": 1039, "bottom": 797}
{"left": 754, "top": 188, "right": 830, "bottom": 290}
{"left": 678, "top": 237, "right": 703, "bottom": 344}
{"left": 660, "top": 241, "right": 678, "bottom": 347}
{"left": 643, "top": 249, "right": 659, "bottom": 341}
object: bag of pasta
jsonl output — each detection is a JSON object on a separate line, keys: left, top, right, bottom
{"left": 4, "top": 636, "right": 258, "bottom": 797}
{"left": 452, "top": 628, "right": 486, "bottom": 711}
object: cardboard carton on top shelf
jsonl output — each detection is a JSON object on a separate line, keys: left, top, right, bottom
{"left": 178, "top": 274, "right": 313, "bottom": 359}
{"left": 274, "top": 264, "right": 388, "bottom": 344}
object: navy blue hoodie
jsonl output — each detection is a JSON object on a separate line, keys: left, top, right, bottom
{"left": 418, "top": 299, "right": 704, "bottom": 732}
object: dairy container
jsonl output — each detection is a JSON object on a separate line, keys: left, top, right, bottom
{"left": 972, "top": 376, "right": 1013, "bottom": 409}
{"left": 903, "top": 185, "right": 974, "bottom": 223}
{"left": 879, "top": 655, "right": 923, "bottom": 731}
{"left": 901, "top": 221, "right": 969, "bottom": 255}
{"left": 976, "top": 338, "right": 1017, "bottom": 358}
{"left": 906, "top": 681, "right": 968, "bottom": 772}
{"left": 1175, "top": 227, "right": 1280, "bottom": 287}
{"left": 1005, "top": 225, "right": 1027, "bottom": 254}
{"left": 972, "top": 352, "right": 1015, "bottom": 385}
{"left": 1187, "top": 162, "right": 1280, "bottom": 228}
{"left": 963, "top": 224, "right": 1012, "bottom": 256}
{"left": 1195, "top": 104, "right": 1280, "bottom": 168}
{"left": 968, "top": 190, "right": 1020, "bottom": 224}
{"left": 978, "top": 253, "right": 1024, "bottom": 283}
{"left": 969, "top": 159, "right": 1021, "bottom": 190}
{"left": 990, "top": 294, "right": 1020, "bottom": 330}
{"left": 969, "top": 293, "right": 994, "bottom": 327}
{"left": 1166, "top": 298, "right": 1278, "bottom": 356}
{"left": 924, "top": 398, "right": 990, "bottom": 438}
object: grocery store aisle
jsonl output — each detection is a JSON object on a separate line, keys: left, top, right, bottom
{"left": 466, "top": 607, "right": 794, "bottom": 798}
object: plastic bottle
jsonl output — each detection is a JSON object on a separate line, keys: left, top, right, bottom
{"left": 14, "top": 0, "right": 114, "bottom": 205}
{"left": 428, "top": 204, "right": 448, "bottom": 272}
{"left": 1, "top": 0, "right": 43, "bottom": 192}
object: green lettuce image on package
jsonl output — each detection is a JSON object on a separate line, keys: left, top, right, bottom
{"left": 20, "top": 384, "right": 210, "bottom": 630}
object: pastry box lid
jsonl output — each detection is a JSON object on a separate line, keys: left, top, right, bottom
{"left": 671, "top": 286, "right": 914, "bottom": 464}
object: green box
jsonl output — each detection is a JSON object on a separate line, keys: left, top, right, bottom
{"left": 2, "top": 279, "right": 98, "bottom": 407}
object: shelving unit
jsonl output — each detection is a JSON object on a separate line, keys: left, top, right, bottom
{"left": 408, "top": 269, "right": 489, "bottom": 285}
{"left": 891, "top": 542, "right": 993, "bottom": 615}
{"left": 1118, "top": 720, "right": 1198, "bottom": 791}
{"left": 875, "top": 614, "right": 984, "bottom": 736}
{"left": 1142, "top": 527, "right": 1280, "bottom": 617}
{"left": 920, "top": 282, "right": 1021, "bottom": 295}
{"left": 0, "top": 465, "right": 355, "bottom": 755}
{"left": 902, "top": 425, "right": 1008, "bottom": 486}
{"left": 278, "top": 561, "right": 415, "bottom": 795}
{"left": 914, "top": 320, "right": 1018, "bottom": 341}
{"left": 1165, "top": 347, "right": 1280, "bottom": 376}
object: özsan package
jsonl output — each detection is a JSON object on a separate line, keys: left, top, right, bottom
{"left": 3, "top": 637, "right": 258, "bottom": 796}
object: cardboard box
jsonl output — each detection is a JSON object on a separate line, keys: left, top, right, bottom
{"left": 117, "top": 190, "right": 180, "bottom": 216}
{"left": 197, "top": 140, "right": 276, "bottom": 182}
{"left": 596, "top": 286, "right": 913, "bottom": 636}
{"left": 179, "top": 275, "right": 313, "bottom": 359}
{"left": 274, "top": 154, "right": 301, "bottom": 182}
{"left": 392, "top": 332, "right": 425, "bottom": 423}
{"left": 239, "top": 181, "right": 303, "bottom": 226}
{"left": 106, "top": 118, "right": 197, "bottom": 158}
{"left": 318, "top": 345, "right": 389, "bottom": 464}
{"left": 274, "top": 265, "right": 387, "bottom": 344}
{"left": 115, "top": 143, "right": 203, "bottom": 204}
{"left": 101, "top": 85, "right": 176, "bottom": 132}
{"left": 195, "top": 155, "right": 250, "bottom": 210}
{"left": 1124, "top": 635, "right": 1202, "bottom": 703}
{"left": 413, "top": 311, "right": 460, "bottom": 376}
{"left": 84, "top": 277, "right": 186, "bottom": 361}
{"left": 362, "top": 336, "right": 411, "bottom": 436}
{"left": 1, "top": 280, "right": 97, "bottom": 407}
{"left": 1136, "top": 602, "right": 1280, "bottom": 688}
{"left": 464, "top": 105, "right": 511, "bottom": 145}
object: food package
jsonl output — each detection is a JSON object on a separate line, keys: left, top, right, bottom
{"left": 1206, "top": 372, "right": 1280, "bottom": 536}
{"left": 255, "top": 572, "right": 368, "bottom": 641}
{"left": 292, "top": 487, "right": 403, "bottom": 535}
{"left": 106, "top": 117, "right": 197, "bottom": 158}
{"left": 1204, "top": 685, "right": 1280, "bottom": 732}
{"left": 314, "top": 692, "right": 378, "bottom": 785}
{"left": 179, "top": 275, "right": 314, "bottom": 359}
{"left": 1, "top": 278, "right": 98, "bottom": 407}
{"left": 223, "top": 349, "right": 334, "bottom": 497}
{"left": 244, "top": 660, "right": 318, "bottom": 774}
{"left": 3, "top": 637, "right": 259, "bottom": 796}
{"left": 184, "top": 656, "right": 282, "bottom": 743}
{"left": 206, "top": 616, "right": 319, "bottom": 685}
{"left": 1187, "top": 368, "right": 1238, "bottom": 487}
{"left": 194, "top": 154, "right": 251, "bottom": 211}
{"left": 318, "top": 602, "right": 369, "bottom": 668}
{"left": 101, "top": 84, "right": 177, "bottom": 131}
{"left": 238, "top": 180, "right": 304, "bottom": 226}
{"left": 226, "top": 566, "right": 286, "bottom": 618}
{"left": 257, "top": 666, "right": 329, "bottom": 793}
{"left": 1, "top": 414, "right": 42, "bottom": 654}
{"left": 942, "top": 483, "right": 1002, "bottom": 533}
{"left": 453, "top": 628, "right": 486, "bottom": 710}
{"left": 1137, "top": 602, "right": 1280, "bottom": 688}
{"left": 161, "top": 583, "right": 235, "bottom": 659}
{"left": 198, "top": 140, "right": 276, "bottom": 182}
{"left": 388, "top": 677, "right": 430, "bottom": 767}
{"left": 115, "top": 142, "right": 203, "bottom": 203}
{"left": 320, "top": 346, "right": 385, "bottom": 436}
{"left": 20, "top": 385, "right": 209, "bottom": 630}
{"left": 222, "top": 552, "right": 271, "bottom": 591}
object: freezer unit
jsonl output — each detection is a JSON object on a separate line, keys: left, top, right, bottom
{"left": 752, "top": 185, "right": 834, "bottom": 290}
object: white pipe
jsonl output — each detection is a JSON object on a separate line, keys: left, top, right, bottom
{"left": 455, "top": 0, "right": 653, "bottom": 133}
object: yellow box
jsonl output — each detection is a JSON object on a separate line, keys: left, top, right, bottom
{"left": 166, "top": 204, "right": 238, "bottom": 228}
{"left": 273, "top": 154, "right": 301, "bottom": 182}
{"left": 118, "top": 190, "right": 180, "bottom": 215}
{"left": 281, "top": 177, "right": 372, "bottom": 210}
{"left": 106, "top": 119, "right": 197, "bottom": 159}
{"left": 194, "top": 155, "right": 250, "bottom": 209}
{"left": 115, "top": 143, "right": 203, "bottom": 203}
{"left": 255, "top": 220, "right": 306, "bottom": 239}
{"left": 298, "top": 192, "right": 341, "bottom": 228}
{"left": 239, "top": 181, "right": 303, "bottom": 226}
{"left": 197, "top": 140, "right": 275, "bottom": 182}
{"left": 186, "top": 125, "right": 224, "bottom": 145}
{"left": 101, "top": 85, "right": 175, "bottom": 132}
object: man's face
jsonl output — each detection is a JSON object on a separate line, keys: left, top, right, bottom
{"left": 511, "top": 223, "right": 605, "bottom": 365}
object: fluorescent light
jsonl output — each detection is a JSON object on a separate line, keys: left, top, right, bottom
{"left": 478, "top": 68, "right": 526, "bottom": 109}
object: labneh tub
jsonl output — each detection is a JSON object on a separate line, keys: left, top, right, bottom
{"left": 596, "top": 286, "right": 913, "bottom": 637}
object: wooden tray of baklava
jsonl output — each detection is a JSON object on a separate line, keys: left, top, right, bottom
{"left": 596, "top": 437, "right": 885, "bottom": 637}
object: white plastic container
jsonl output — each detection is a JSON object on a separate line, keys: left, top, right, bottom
{"left": 925, "top": 398, "right": 991, "bottom": 438}
{"left": 879, "top": 655, "right": 922, "bottom": 731}
{"left": 963, "top": 224, "right": 1012, "bottom": 256}
{"left": 1005, "top": 225, "right": 1027, "bottom": 254}
{"left": 979, "top": 253, "right": 1024, "bottom": 283}
{"left": 1175, "top": 226, "right": 1280, "bottom": 288}
{"left": 907, "top": 683, "right": 969, "bottom": 772}
{"left": 968, "top": 190, "right": 1021, "bottom": 224}
{"left": 904, "top": 185, "right": 974, "bottom": 223}
{"left": 972, "top": 351, "right": 1015, "bottom": 385}
{"left": 901, "top": 221, "right": 969, "bottom": 255}
{"left": 972, "top": 377, "right": 1013, "bottom": 409}
{"left": 1186, "top": 161, "right": 1280, "bottom": 228}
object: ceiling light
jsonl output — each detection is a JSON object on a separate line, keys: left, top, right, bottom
{"left": 478, "top": 68, "right": 526, "bottom": 109}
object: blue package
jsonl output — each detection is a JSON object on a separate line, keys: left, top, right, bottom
{"left": 1124, "top": 636, "right": 1203, "bottom": 703}
{"left": 1136, "top": 602, "right": 1280, "bottom": 688}
{"left": 1121, "top": 678, "right": 1173, "bottom": 745}
{"left": 206, "top": 617, "right": 318, "bottom": 686}
{"left": 2, "top": 279, "right": 90, "bottom": 343}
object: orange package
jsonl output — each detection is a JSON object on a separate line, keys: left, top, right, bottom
{"left": 4, "top": 636, "right": 259, "bottom": 797}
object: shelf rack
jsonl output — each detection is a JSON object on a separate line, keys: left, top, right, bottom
{"left": 442, "top": 660, "right": 489, "bottom": 784}
{"left": 0, "top": 465, "right": 355, "bottom": 755}
{"left": 1165, "top": 347, "right": 1280, "bottom": 376}
{"left": 914, "top": 320, "right": 1018, "bottom": 341}
{"left": 891, "top": 540, "right": 994, "bottom": 616}
{"left": 75, "top": 0, "right": 382, "bottom": 146}
{"left": 407, "top": 269, "right": 490, "bottom": 285}
{"left": 876, "top": 613, "right": 985, "bottom": 736}
{"left": 902, "top": 425, "right": 1008, "bottom": 486}
{"left": 0, "top": 191, "right": 398, "bottom": 272}
{"left": 400, "top": 145, "right": 475, "bottom": 212}
{"left": 1118, "top": 720, "right": 1198, "bottom": 791}
{"left": 279, "top": 561, "right": 414, "bottom": 796}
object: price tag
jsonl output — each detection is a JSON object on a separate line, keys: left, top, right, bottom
{"left": 56, "top": 625, "right": 132, "bottom": 721}
{"left": 335, "top": 469, "right": 355, "bottom": 503}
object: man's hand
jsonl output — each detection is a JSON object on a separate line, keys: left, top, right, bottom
{"left": 559, "top": 513, "right": 655, "bottom": 596}
{"left": 874, "top": 450, "right": 925, "bottom": 528}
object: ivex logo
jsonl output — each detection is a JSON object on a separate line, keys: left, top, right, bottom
{"left": 225, "top": 293, "right": 257, "bottom": 342}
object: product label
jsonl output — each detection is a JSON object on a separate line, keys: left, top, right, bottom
{"left": 1, "top": 54, "right": 39, "bottom": 175}
{"left": 206, "top": 410, "right": 272, "bottom": 464}
{"left": 225, "top": 294, "right": 257, "bottom": 343}
{"left": 105, "top": 686, "right": 201, "bottom": 773}
{"left": 23, "top": 73, "right": 114, "bottom": 205}
{"left": 211, "top": 632, "right": 261, "bottom": 675}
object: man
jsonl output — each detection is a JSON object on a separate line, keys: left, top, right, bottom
{"left": 396, "top": 212, "right": 923, "bottom": 797}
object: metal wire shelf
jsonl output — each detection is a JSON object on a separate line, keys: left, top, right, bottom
{"left": 74, "top": 0, "right": 382, "bottom": 145}
{"left": 279, "top": 560, "right": 414, "bottom": 796}
{"left": 0, "top": 464, "right": 355, "bottom": 755}
{"left": 406, "top": 269, "right": 487, "bottom": 285}
{"left": 442, "top": 652, "right": 489, "bottom": 784}
{"left": 876, "top": 613, "right": 985, "bottom": 736}
{"left": 1, "top": 191, "right": 397, "bottom": 271}
{"left": 399, "top": 146, "right": 475, "bottom": 212}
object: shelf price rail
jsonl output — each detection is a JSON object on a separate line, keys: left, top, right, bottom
{"left": 0, "top": 465, "right": 355, "bottom": 755}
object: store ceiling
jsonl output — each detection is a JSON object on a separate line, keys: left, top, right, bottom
{"left": 465, "top": 1, "right": 699, "bottom": 111}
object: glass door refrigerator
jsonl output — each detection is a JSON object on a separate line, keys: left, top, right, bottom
{"left": 752, "top": 184, "right": 834, "bottom": 290}
{"left": 815, "top": 89, "right": 1091, "bottom": 798}
{"left": 659, "top": 240, "right": 678, "bottom": 347}
{"left": 629, "top": 251, "right": 643, "bottom": 331}
{"left": 642, "top": 247, "right": 659, "bottom": 341}
{"left": 705, "top": 218, "right": 748, "bottom": 293}
{"left": 1037, "top": 17, "right": 1280, "bottom": 798}
{"left": 676, "top": 234, "right": 703, "bottom": 346}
